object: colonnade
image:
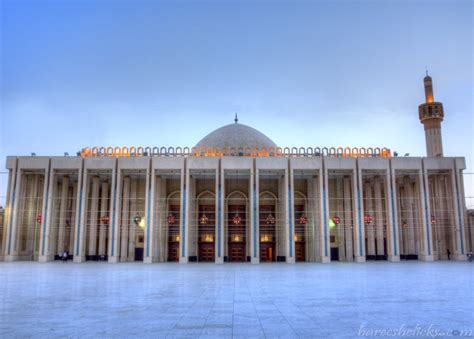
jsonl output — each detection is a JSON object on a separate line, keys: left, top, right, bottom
{"left": 1, "top": 156, "right": 468, "bottom": 263}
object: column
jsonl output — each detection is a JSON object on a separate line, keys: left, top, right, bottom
{"left": 2, "top": 166, "right": 15, "bottom": 258}
{"left": 4, "top": 164, "right": 20, "bottom": 261}
{"left": 451, "top": 161, "right": 467, "bottom": 260}
{"left": 353, "top": 167, "right": 366, "bottom": 262}
{"left": 250, "top": 164, "right": 259, "bottom": 264}
{"left": 286, "top": 165, "right": 295, "bottom": 263}
{"left": 319, "top": 164, "right": 330, "bottom": 263}
{"left": 39, "top": 164, "right": 54, "bottom": 262}
{"left": 434, "top": 177, "right": 446, "bottom": 258}
{"left": 87, "top": 176, "right": 100, "bottom": 258}
{"left": 306, "top": 178, "right": 315, "bottom": 262}
{"left": 179, "top": 163, "right": 190, "bottom": 264}
{"left": 73, "top": 166, "right": 88, "bottom": 263}
{"left": 26, "top": 175, "right": 39, "bottom": 257}
{"left": 69, "top": 182, "right": 77, "bottom": 254}
{"left": 144, "top": 167, "right": 156, "bottom": 263}
{"left": 374, "top": 177, "right": 384, "bottom": 258}
{"left": 418, "top": 164, "right": 434, "bottom": 261}
{"left": 215, "top": 164, "right": 224, "bottom": 264}
{"left": 336, "top": 178, "right": 345, "bottom": 261}
{"left": 108, "top": 164, "right": 120, "bottom": 263}
{"left": 98, "top": 181, "right": 109, "bottom": 256}
{"left": 343, "top": 176, "right": 353, "bottom": 261}
{"left": 365, "top": 182, "right": 375, "bottom": 257}
{"left": 120, "top": 176, "right": 130, "bottom": 262}
{"left": 385, "top": 166, "right": 400, "bottom": 262}
{"left": 404, "top": 177, "right": 416, "bottom": 255}
{"left": 57, "top": 176, "right": 69, "bottom": 253}
{"left": 128, "top": 178, "right": 137, "bottom": 261}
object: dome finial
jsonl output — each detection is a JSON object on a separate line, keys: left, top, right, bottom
{"left": 234, "top": 113, "right": 238, "bottom": 124}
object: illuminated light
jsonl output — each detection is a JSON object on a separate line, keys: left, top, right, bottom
{"left": 36, "top": 214, "right": 42, "bottom": 224}
{"left": 364, "top": 214, "right": 374, "bottom": 224}
{"left": 266, "top": 213, "right": 276, "bottom": 225}
{"left": 199, "top": 214, "right": 209, "bottom": 225}
{"left": 232, "top": 214, "right": 241, "bottom": 225}
{"left": 298, "top": 215, "right": 308, "bottom": 225}
{"left": 167, "top": 214, "right": 176, "bottom": 224}
{"left": 329, "top": 219, "right": 336, "bottom": 229}
{"left": 201, "top": 234, "right": 214, "bottom": 242}
{"left": 80, "top": 146, "right": 391, "bottom": 158}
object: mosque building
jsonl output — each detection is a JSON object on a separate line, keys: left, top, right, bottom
{"left": 0, "top": 75, "right": 472, "bottom": 264}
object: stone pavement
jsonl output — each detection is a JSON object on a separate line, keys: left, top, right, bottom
{"left": 0, "top": 261, "right": 473, "bottom": 338}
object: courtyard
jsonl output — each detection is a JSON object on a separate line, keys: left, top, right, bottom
{"left": 0, "top": 262, "right": 473, "bottom": 338}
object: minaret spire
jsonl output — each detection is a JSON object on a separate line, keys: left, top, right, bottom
{"left": 418, "top": 73, "right": 444, "bottom": 157}
{"left": 234, "top": 113, "right": 238, "bottom": 124}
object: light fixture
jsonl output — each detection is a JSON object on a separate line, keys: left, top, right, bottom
{"left": 266, "top": 213, "right": 276, "bottom": 225}
{"left": 36, "top": 214, "right": 42, "bottom": 224}
{"left": 232, "top": 214, "right": 241, "bottom": 225}
{"left": 298, "top": 215, "right": 308, "bottom": 225}
{"left": 167, "top": 214, "right": 176, "bottom": 224}
{"left": 200, "top": 213, "right": 209, "bottom": 225}
{"left": 364, "top": 214, "right": 373, "bottom": 224}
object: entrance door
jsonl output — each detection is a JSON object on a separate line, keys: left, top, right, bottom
{"left": 259, "top": 205, "right": 276, "bottom": 262}
{"left": 167, "top": 205, "right": 180, "bottom": 262}
{"left": 228, "top": 204, "right": 246, "bottom": 262}
{"left": 198, "top": 204, "right": 215, "bottom": 262}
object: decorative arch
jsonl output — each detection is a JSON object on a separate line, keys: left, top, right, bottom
{"left": 227, "top": 190, "right": 248, "bottom": 200}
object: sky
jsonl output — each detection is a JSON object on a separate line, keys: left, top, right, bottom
{"left": 0, "top": 0, "right": 473, "bottom": 206}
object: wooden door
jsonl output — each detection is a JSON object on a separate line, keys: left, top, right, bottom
{"left": 259, "top": 205, "right": 276, "bottom": 262}
{"left": 228, "top": 204, "right": 246, "bottom": 262}
{"left": 167, "top": 205, "right": 180, "bottom": 262}
{"left": 198, "top": 204, "right": 215, "bottom": 262}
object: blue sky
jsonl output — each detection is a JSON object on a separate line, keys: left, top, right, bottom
{"left": 1, "top": 0, "right": 473, "bottom": 206}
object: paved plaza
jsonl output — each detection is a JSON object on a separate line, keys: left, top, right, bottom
{"left": 0, "top": 262, "right": 473, "bottom": 338}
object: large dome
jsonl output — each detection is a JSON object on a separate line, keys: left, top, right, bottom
{"left": 195, "top": 121, "right": 277, "bottom": 149}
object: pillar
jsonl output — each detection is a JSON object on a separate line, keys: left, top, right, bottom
{"left": 39, "top": 164, "right": 54, "bottom": 262}
{"left": 319, "top": 164, "right": 330, "bottom": 263}
{"left": 120, "top": 176, "right": 130, "bottom": 262}
{"left": 144, "top": 167, "right": 156, "bottom": 263}
{"left": 286, "top": 166, "right": 295, "bottom": 264}
{"left": 374, "top": 177, "right": 384, "bottom": 257}
{"left": 215, "top": 164, "right": 224, "bottom": 264}
{"left": 451, "top": 161, "right": 467, "bottom": 260}
{"left": 336, "top": 178, "right": 345, "bottom": 261}
{"left": 404, "top": 177, "right": 416, "bottom": 254}
{"left": 87, "top": 176, "right": 100, "bottom": 257}
{"left": 57, "top": 176, "right": 69, "bottom": 253}
{"left": 353, "top": 167, "right": 366, "bottom": 262}
{"left": 365, "top": 181, "right": 375, "bottom": 257}
{"left": 108, "top": 165, "right": 120, "bottom": 263}
{"left": 4, "top": 163, "right": 20, "bottom": 261}
{"left": 69, "top": 182, "right": 77, "bottom": 254}
{"left": 250, "top": 164, "right": 259, "bottom": 264}
{"left": 73, "top": 166, "right": 87, "bottom": 263}
{"left": 180, "top": 164, "right": 190, "bottom": 264}
{"left": 98, "top": 181, "right": 109, "bottom": 256}
{"left": 419, "top": 165, "right": 434, "bottom": 261}
{"left": 26, "top": 175, "right": 39, "bottom": 257}
{"left": 128, "top": 178, "right": 137, "bottom": 261}
{"left": 386, "top": 166, "right": 400, "bottom": 262}
{"left": 343, "top": 176, "right": 353, "bottom": 261}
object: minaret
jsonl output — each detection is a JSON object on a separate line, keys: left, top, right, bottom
{"left": 418, "top": 72, "right": 444, "bottom": 157}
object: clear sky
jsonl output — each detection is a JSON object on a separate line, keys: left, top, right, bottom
{"left": 0, "top": 0, "right": 473, "bottom": 206}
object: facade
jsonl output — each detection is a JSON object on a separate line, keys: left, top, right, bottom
{"left": 1, "top": 76, "right": 472, "bottom": 264}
